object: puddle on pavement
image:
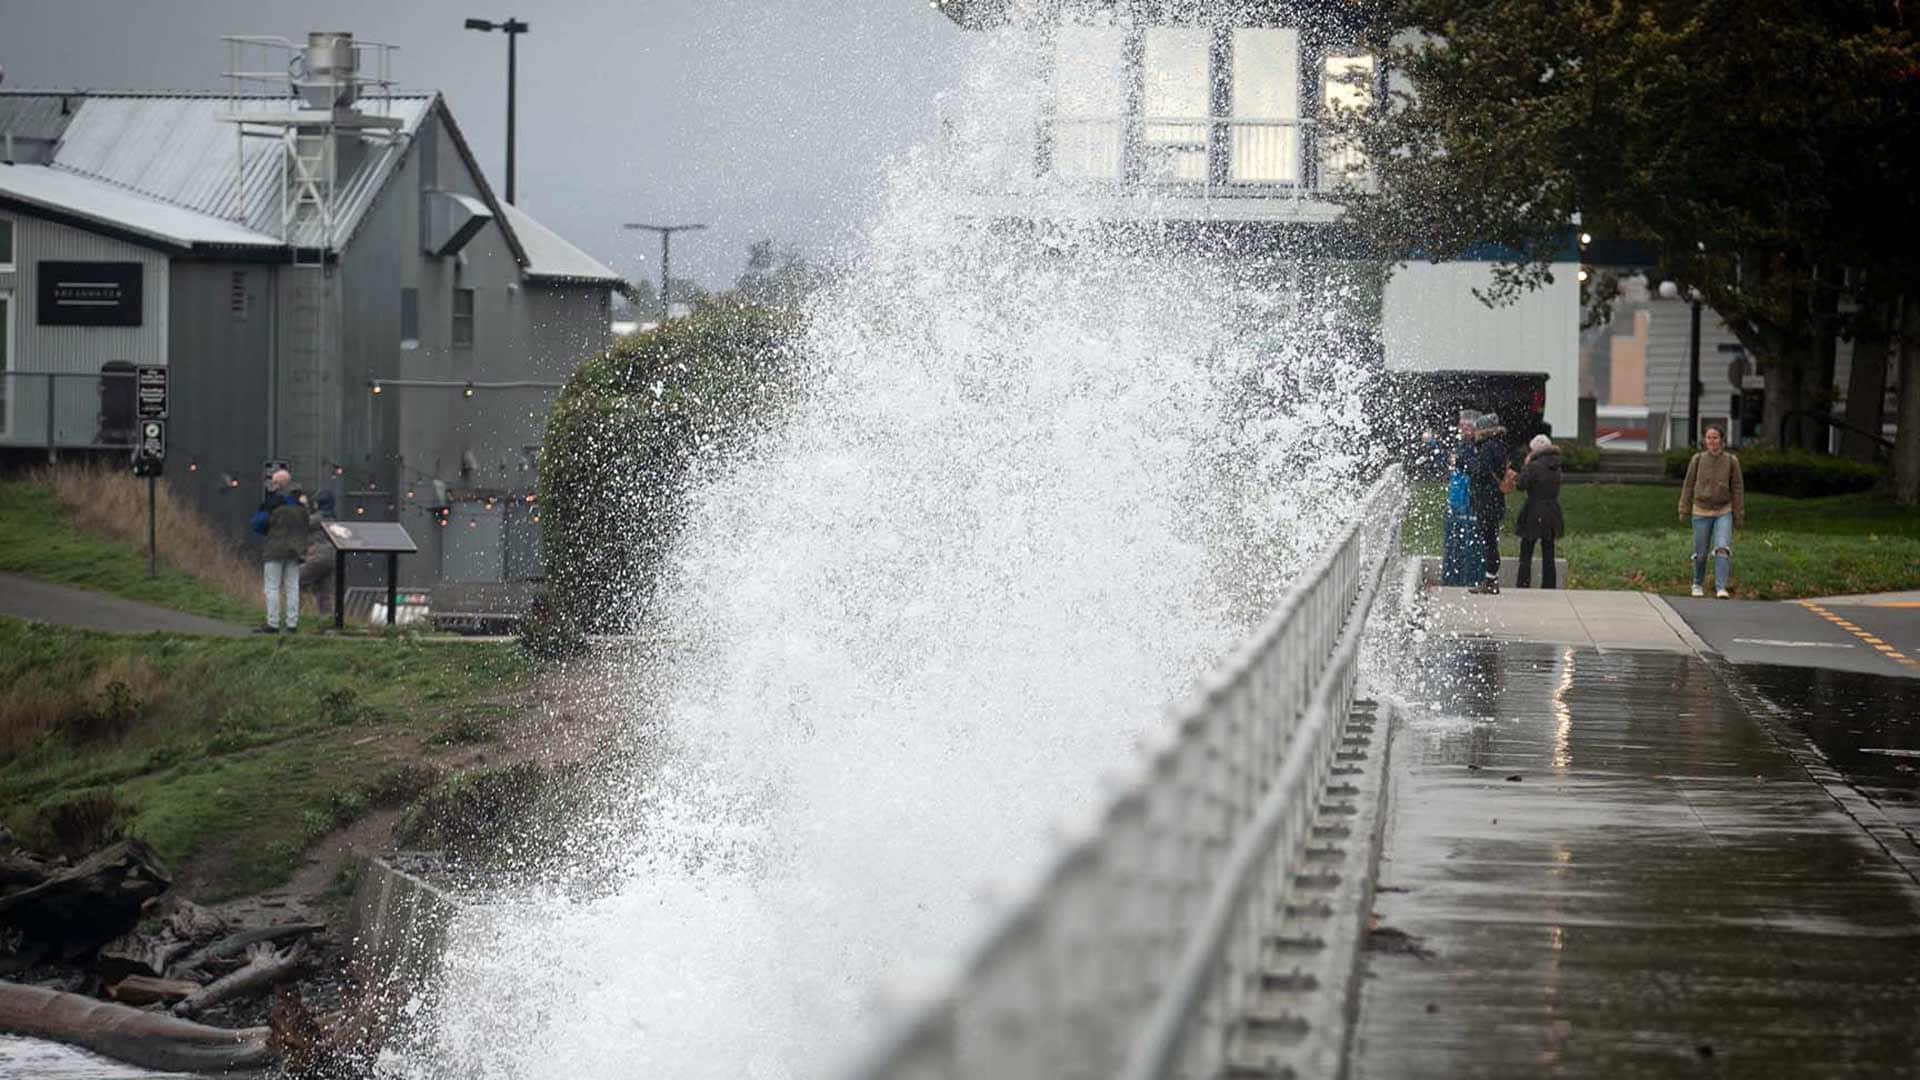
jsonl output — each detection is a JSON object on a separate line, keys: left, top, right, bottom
{"left": 1740, "top": 662, "right": 1920, "bottom": 811}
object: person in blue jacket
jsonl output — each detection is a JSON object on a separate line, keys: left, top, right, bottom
{"left": 1441, "top": 411, "right": 1485, "bottom": 586}
{"left": 1466, "top": 412, "right": 1512, "bottom": 594}
{"left": 251, "top": 469, "right": 309, "bottom": 633}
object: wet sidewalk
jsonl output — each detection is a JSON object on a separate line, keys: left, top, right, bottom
{"left": 1353, "top": 640, "right": 1920, "bottom": 1077}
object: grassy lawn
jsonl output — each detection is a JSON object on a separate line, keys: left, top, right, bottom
{"left": 0, "top": 617, "right": 531, "bottom": 898}
{"left": 1405, "top": 482, "right": 1920, "bottom": 599}
{"left": 0, "top": 478, "right": 257, "bottom": 624}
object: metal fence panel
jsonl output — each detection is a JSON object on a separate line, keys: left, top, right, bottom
{"left": 858, "top": 466, "right": 1407, "bottom": 1080}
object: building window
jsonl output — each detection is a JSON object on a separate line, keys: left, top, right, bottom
{"left": 1140, "top": 27, "right": 1212, "bottom": 182}
{"left": 1051, "top": 25, "right": 1127, "bottom": 180}
{"left": 1320, "top": 54, "right": 1376, "bottom": 186}
{"left": 0, "top": 218, "right": 13, "bottom": 270}
{"left": 1230, "top": 28, "right": 1301, "bottom": 183}
{"left": 452, "top": 288, "right": 475, "bottom": 350}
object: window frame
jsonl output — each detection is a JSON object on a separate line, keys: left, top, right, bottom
{"left": 0, "top": 289, "right": 13, "bottom": 439}
{"left": 451, "top": 287, "right": 475, "bottom": 351}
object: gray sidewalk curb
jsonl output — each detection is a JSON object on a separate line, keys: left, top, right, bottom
{"left": 1645, "top": 593, "right": 1715, "bottom": 658}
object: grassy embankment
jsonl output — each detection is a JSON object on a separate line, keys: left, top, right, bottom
{"left": 1405, "top": 482, "right": 1920, "bottom": 599}
{"left": 0, "top": 618, "right": 531, "bottom": 898}
{"left": 0, "top": 467, "right": 259, "bottom": 623}
{"left": 0, "top": 467, "right": 537, "bottom": 898}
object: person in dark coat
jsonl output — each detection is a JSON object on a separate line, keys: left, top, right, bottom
{"left": 1466, "top": 412, "right": 1511, "bottom": 594}
{"left": 250, "top": 469, "right": 308, "bottom": 633}
{"left": 300, "top": 490, "right": 338, "bottom": 616}
{"left": 1441, "top": 411, "right": 1485, "bottom": 586}
{"left": 1513, "top": 434, "right": 1565, "bottom": 588}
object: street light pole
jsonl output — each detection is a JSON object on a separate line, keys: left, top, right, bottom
{"left": 1688, "top": 292, "right": 1703, "bottom": 448}
{"left": 622, "top": 222, "right": 707, "bottom": 324}
{"left": 463, "top": 17, "right": 530, "bottom": 204}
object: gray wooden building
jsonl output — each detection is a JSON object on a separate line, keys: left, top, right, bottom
{"left": 0, "top": 33, "right": 620, "bottom": 587}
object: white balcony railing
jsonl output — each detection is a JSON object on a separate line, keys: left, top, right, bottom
{"left": 1043, "top": 116, "right": 1372, "bottom": 196}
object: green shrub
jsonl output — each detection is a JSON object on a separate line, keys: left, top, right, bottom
{"left": 1665, "top": 447, "right": 1883, "bottom": 498}
{"left": 541, "top": 301, "right": 801, "bottom": 631}
{"left": 60, "top": 680, "right": 141, "bottom": 745}
{"left": 1553, "top": 441, "right": 1600, "bottom": 473}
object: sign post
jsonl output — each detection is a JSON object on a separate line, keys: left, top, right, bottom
{"left": 128, "top": 369, "right": 169, "bottom": 578}
{"left": 131, "top": 419, "right": 166, "bottom": 577}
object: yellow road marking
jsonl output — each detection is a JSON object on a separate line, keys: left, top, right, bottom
{"left": 1797, "top": 600, "right": 1919, "bottom": 671}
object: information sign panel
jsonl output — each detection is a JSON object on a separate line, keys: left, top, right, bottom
{"left": 137, "top": 365, "right": 168, "bottom": 420}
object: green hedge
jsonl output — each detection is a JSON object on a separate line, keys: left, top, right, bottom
{"left": 1663, "top": 447, "right": 1884, "bottom": 498}
{"left": 1553, "top": 441, "right": 1600, "bottom": 473}
{"left": 540, "top": 301, "right": 800, "bottom": 632}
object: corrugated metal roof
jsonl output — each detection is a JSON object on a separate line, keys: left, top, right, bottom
{"left": 42, "top": 92, "right": 431, "bottom": 250}
{"left": 3, "top": 90, "right": 611, "bottom": 290}
{"left": 498, "top": 202, "right": 623, "bottom": 284}
{"left": 0, "top": 93, "right": 79, "bottom": 160}
{"left": 0, "top": 163, "right": 283, "bottom": 248}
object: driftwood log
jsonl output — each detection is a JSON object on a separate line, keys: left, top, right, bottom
{"left": 98, "top": 899, "right": 228, "bottom": 980}
{"left": 0, "top": 849, "right": 53, "bottom": 890}
{"left": 170, "top": 921, "right": 324, "bottom": 981}
{"left": 0, "top": 979, "right": 274, "bottom": 1073}
{"left": 106, "top": 975, "right": 202, "bottom": 1007}
{"left": 98, "top": 928, "right": 195, "bottom": 981}
{"left": 174, "top": 942, "right": 308, "bottom": 1018}
{"left": 0, "top": 840, "right": 170, "bottom": 957}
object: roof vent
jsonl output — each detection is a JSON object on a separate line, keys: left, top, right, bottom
{"left": 299, "top": 32, "right": 361, "bottom": 111}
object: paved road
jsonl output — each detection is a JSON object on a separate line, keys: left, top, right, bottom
{"left": 1355, "top": 639, "right": 1920, "bottom": 1077}
{"left": 0, "top": 573, "right": 245, "bottom": 637}
{"left": 1668, "top": 596, "right": 1920, "bottom": 678}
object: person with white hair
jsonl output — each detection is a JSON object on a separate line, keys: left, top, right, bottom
{"left": 1513, "top": 433, "right": 1565, "bottom": 588}
{"left": 249, "top": 469, "right": 308, "bottom": 633}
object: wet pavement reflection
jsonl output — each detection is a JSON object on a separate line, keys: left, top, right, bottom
{"left": 1354, "top": 640, "right": 1920, "bottom": 1078}
{"left": 1740, "top": 662, "right": 1920, "bottom": 846}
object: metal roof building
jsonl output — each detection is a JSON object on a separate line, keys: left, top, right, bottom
{"left": 0, "top": 34, "right": 623, "bottom": 589}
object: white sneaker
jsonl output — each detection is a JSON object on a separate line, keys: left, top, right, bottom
{"left": 1715, "top": 587, "right": 1730, "bottom": 599}
{"left": 1690, "top": 584, "right": 1705, "bottom": 597}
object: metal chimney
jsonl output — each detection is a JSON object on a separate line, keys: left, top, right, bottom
{"left": 299, "top": 32, "right": 360, "bottom": 111}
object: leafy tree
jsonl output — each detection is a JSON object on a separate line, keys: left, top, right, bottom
{"left": 734, "top": 239, "right": 829, "bottom": 309}
{"left": 540, "top": 301, "right": 800, "bottom": 629}
{"left": 1337, "top": 0, "right": 1920, "bottom": 501}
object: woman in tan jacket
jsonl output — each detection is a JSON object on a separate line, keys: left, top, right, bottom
{"left": 1678, "top": 424, "right": 1745, "bottom": 597}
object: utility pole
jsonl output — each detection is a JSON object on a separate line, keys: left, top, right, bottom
{"left": 463, "top": 17, "right": 530, "bottom": 203}
{"left": 623, "top": 222, "right": 707, "bottom": 324}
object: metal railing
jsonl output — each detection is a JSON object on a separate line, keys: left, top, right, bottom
{"left": 857, "top": 466, "right": 1408, "bottom": 1080}
{"left": 0, "top": 370, "right": 143, "bottom": 453}
{"left": 1043, "top": 116, "right": 1374, "bottom": 195}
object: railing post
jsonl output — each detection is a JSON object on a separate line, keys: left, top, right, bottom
{"left": 45, "top": 372, "right": 57, "bottom": 463}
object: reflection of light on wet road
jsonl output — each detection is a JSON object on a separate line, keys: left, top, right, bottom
{"left": 1552, "top": 647, "right": 1573, "bottom": 773}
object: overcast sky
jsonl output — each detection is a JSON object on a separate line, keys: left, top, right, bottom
{"left": 0, "top": 0, "right": 973, "bottom": 288}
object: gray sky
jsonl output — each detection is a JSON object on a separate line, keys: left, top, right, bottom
{"left": 0, "top": 0, "right": 972, "bottom": 288}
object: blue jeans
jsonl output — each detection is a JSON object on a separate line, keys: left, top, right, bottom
{"left": 1691, "top": 513, "right": 1733, "bottom": 590}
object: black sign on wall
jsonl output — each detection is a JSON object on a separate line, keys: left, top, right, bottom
{"left": 37, "top": 261, "right": 143, "bottom": 327}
